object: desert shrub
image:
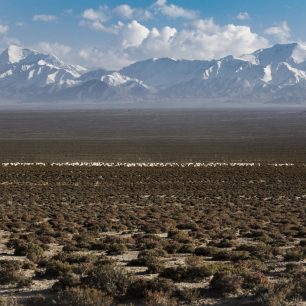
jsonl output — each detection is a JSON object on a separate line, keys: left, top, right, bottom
{"left": 242, "top": 272, "right": 268, "bottom": 291}
{"left": 194, "top": 246, "right": 219, "bottom": 257}
{"left": 138, "top": 249, "right": 167, "bottom": 258}
{"left": 0, "top": 260, "right": 28, "bottom": 286}
{"left": 53, "top": 272, "right": 81, "bottom": 291}
{"left": 176, "top": 288, "right": 200, "bottom": 304}
{"left": 291, "top": 272, "right": 306, "bottom": 300}
{"left": 128, "top": 257, "right": 148, "bottom": 267}
{"left": 0, "top": 297, "right": 19, "bottom": 306}
{"left": 56, "top": 287, "right": 113, "bottom": 306}
{"left": 283, "top": 247, "right": 305, "bottom": 261}
{"left": 164, "top": 241, "right": 181, "bottom": 254}
{"left": 236, "top": 243, "right": 273, "bottom": 261}
{"left": 168, "top": 230, "right": 191, "bottom": 243}
{"left": 146, "top": 257, "right": 164, "bottom": 274}
{"left": 256, "top": 281, "right": 294, "bottom": 306}
{"left": 23, "top": 295, "right": 53, "bottom": 306}
{"left": 136, "top": 235, "right": 163, "bottom": 250}
{"left": 74, "top": 233, "right": 96, "bottom": 249}
{"left": 106, "top": 243, "right": 127, "bottom": 255}
{"left": 127, "top": 278, "right": 175, "bottom": 299}
{"left": 159, "top": 266, "right": 188, "bottom": 282}
{"left": 210, "top": 272, "right": 244, "bottom": 296}
{"left": 13, "top": 241, "right": 45, "bottom": 262}
{"left": 184, "top": 255, "right": 204, "bottom": 267}
{"left": 285, "top": 263, "right": 304, "bottom": 274}
{"left": 231, "top": 251, "right": 251, "bottom": 261}
{"left": 84, "top": 264, "right": 131, "bottom": 296}
{"left": 22, "top": 260, "right": 36, "bottom": 270}
{"left": 177, "top": 244, "right": 195, "bottom": 254}
{"left": 209, "top": 239, "right": 234, "bottom": 248}
{"left": 43, "top": 260, "right": 73, "bottom": 278}
{"left": 160, "top": 264, "right": 212, "bottom": 282}
{"left": 177, "top": 222, "right": 198, "bottom": 231}
{"left": 129, "top": 251, "right": 164, "bottom": 273}
{"left": 62, "top": 244, "right": 80, "bottom": 252}
{"left": 234, "top": 260, "right": 268, "bottom": 273}
{"left": 211, "top": 250, "right": 233, "bottom": 261}
{"left": 145, "top": 290, "right": 178, "bottom": 306}
{"left": 53, "top": 252, "right": 96, "bottom": 265}
{"left": 16, "top": 276, "right": 32, "bottom": 288}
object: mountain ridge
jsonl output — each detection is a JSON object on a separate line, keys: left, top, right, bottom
{"left": 1, "top": 43, "right": 306, "bottom": 105}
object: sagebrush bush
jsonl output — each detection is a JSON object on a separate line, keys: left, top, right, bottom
{"left": 84, "top": 264, "right": 131, "bottom": 297}
{"left": 56, "top": 287, "right": 113, "bottom": 306}
{"left": 0, "top": 260, "right": 28, "bottom": 286}
{"left": 145, "top": 290, "right": 178, "bottom": 306}
{"left": 127, "top": 278, "right": 175, "bottom": 299}
{"left": 210, "top": 271, "right": 244, "bottom": 296}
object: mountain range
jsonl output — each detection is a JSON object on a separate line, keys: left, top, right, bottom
{"left": 1, "top": 43, "right": 306, "bottom": 105}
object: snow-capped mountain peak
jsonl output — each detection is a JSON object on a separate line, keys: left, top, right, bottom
{"left": 6, "top": 45, "right": 33, "bottom": 64}
{"left": 0, "top": 45, "right": 87, "bottom": 94}
{"left": 1, "top": 43, "right": 306, "bottom": 104}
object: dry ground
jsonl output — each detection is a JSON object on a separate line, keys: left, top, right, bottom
{"left": 0, "top": 165, "right": 305, "bottom": 305}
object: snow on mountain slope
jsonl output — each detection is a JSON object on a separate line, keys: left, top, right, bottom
{"left": 0, "top": 45, "right": 33, "bottom": 65}
{"left": 54, "top": 72, "right": 153, "bottom": 102}
{"left": 244, "top": 43, "right": 298, "bottom": 66}
{"left": 0, "top": 45, "right": 85, "bottom": 95}
{"left": 120, "top": 57, "right": 213, "bottom": 89}
{"left": 162, "top": 44, "right": 306, "bottom": 100}
{"left": 1, "top": 43, "right": 306, "bottom": 104}
{"left": 78, "top": 68, "right": 111, "bottom": 83}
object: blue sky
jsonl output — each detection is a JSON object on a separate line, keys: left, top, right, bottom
{"left": 0, "top": 0, "right": 305, "bottom": 69}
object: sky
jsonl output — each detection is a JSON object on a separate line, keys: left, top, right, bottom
{"left": 0, "top": 0, "right": 305, "bottom": 70}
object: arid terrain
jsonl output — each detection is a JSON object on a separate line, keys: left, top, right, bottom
{"left": 0, "top": 109, "right": 305, "bottom": 162}
{"left": 0, "top": 109, "right": 305, "bottom": 305}
{"left": 0, "top": 164, "right": 305, "bottom": 305}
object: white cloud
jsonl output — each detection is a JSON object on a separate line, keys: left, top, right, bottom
{"left": 82, "top": 8, "right": 108, "bottom": 23}
{"left": 0, "top": 24, "right": 9, "bottom": 34}
{"left": 80, "top": 6, "right": 121, "bottom": 33}
{"left": 128, "top": 25, "right": 177, "bottom": 57}
{"left": 37, "top": 42, "right": 72, "bottom": 57}
{"left": 264, "top": 21, "right": 291, "bottom": 43}
{"left": 153, "top": 0, "right": 198, "bottom": 19}
{"left": 113, "top": 4, "right": 152, "bottom": 20}
{"left": 62, "top": 1, "right": 272, "bottom": 70}
{"left": 125, "top": 19, "right": 268, "bottom": 62}
{"left": 33, "top": 14, "right": 58, "bottom": 22}
{"left": 76, "top": 18, "right": 269, "bottom": 69}
{"left": 236, "top": 12, "right": 250, "bottom": 21}
{"left": 114, "top": 5, "right": 134, "bottom": 19}
{"left": 292, "top": 42, "right": 306, "bottom": 64}
{"left": 121, "top": 20, "right": 150, "bottom": 48}
{"left": 16, "top": 22, "right": 24, "bottom": 27}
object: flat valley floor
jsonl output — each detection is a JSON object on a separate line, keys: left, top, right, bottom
{"left": 0, "top": 108, "right": 305, "bottom": 162}
{"left": 0, "top": 108, "right": 305, "bottom": 305}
